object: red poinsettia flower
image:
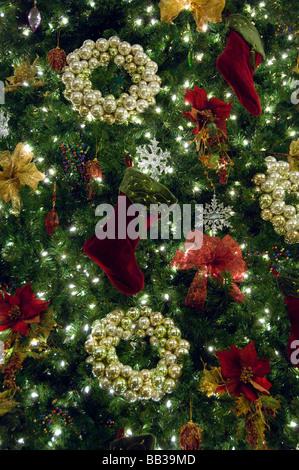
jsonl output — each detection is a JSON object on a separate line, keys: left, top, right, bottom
{"left": 183, "top": 86, "right": 233, "bottom": 135}
{"left": 0, "top": 282, "right": 50, "bottom": 335}
{"left": 215, "top": 341, "right": 272, "bottom": 402}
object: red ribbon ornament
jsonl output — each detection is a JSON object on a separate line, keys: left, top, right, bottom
{"left": 171, "top": 230, "right": 247, "bottom": 310}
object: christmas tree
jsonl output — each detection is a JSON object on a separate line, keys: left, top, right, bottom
{"left": 0, "top": 0, "right": 298, "bottom": 451}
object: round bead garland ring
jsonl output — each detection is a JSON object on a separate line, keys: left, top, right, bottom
{"left": 61, "top": 36, "right": 161, "bottom": 124}
{"left": 85, "top": 306, "right": 190, "bottom": 402}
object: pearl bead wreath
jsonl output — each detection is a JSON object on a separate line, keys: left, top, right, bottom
{"left": 252, "top": 156, "right": 299, "bottom": 244}
{"left": 61, "top": 36, "right": 162, "bottom": 124}
{"left": 85, "top": 306, "right": 190, "bottom": 402}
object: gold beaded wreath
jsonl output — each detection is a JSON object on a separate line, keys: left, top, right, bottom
{"left": 61, "top": 36, "right": 162, "bottom": 125}
{"left": 85, "top": 306, "right": 190, "bottom": 402}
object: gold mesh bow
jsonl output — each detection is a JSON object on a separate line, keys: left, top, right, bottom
{"left": 158, "top": 0, "right": 225, "bottom": 32}
{"left": 0, "top": 143, "right": 45, "bottom": 209}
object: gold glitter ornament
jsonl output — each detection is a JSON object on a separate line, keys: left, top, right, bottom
{"left": 179, "top": 421, "right": 202, "bottom": 450}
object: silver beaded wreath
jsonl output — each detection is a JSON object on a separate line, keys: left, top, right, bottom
{"left": 85, "top": 306, "right": 190, "bottom": 402}
{"left": 61, "top": 36, "right": 162, "bottom": 125}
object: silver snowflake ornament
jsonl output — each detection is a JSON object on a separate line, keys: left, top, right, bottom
{"left": 0, "top": 110, "right": 9, "bottom": 139}
{"left": 200, "top": 193, "right": 233, "bottom": 235}
{"left": 136, "top": 138, "right": 172, "bottom": 179}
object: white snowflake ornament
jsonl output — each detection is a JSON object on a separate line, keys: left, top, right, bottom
{"left": 136, "top": 138, "right": 172, "bottom": 179}
{"left": 0, "top": 110, "right": 9, "bottom": 139}
{"left": 200, "top": 193, "right": 233, "bottom": 235}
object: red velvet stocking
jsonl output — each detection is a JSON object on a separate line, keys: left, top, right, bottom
{"left": 216, "top": 30, "right": 263, "bottom": 116}
{"left": 83, "top": 194, "right": 158, "bottom": 296}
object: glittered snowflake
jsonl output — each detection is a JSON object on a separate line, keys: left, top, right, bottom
{"left": 0, "top": 110, "right": 9, "bottom": 139}
{"left": 200, "top": 193, "right": 233, "bottom": 235}
{"left": 136, "top": 138, "right": 172, "bottom": 179}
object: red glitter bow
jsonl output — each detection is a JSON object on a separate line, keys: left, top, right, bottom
{"left": 171, "top": 230, "right": 247, "bottom": 310}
